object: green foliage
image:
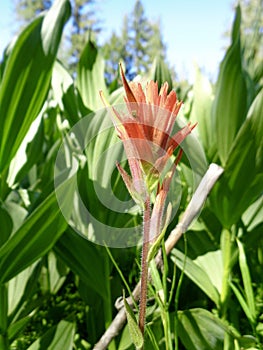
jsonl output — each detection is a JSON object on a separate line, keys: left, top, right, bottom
{"left": 0, "top": 2, "right": 262, "bottom": 349}
{"left": 77, "top": 40, "right": 108, "bottom": 110}
{"left": 27, "top": 320, "right": 75, "bottom": 350}
{"left": 123, "top": 294, "right": 144, "bottom": 349}
{"left": 212, "top": 5, "right": 247, "bottom": 165}
{"left": 0, "top": 0, "right": 70, "bottom": 176}
{"left": 14, "top": 0, "right": 101, "bottom": 72}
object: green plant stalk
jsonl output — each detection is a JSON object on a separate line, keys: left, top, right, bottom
{"left": 138, "top": 196, "right": 151, "bottom": 339}
{"left": 0, "top": 284, "right": 8, "bottom": 350}
{"left": 103, "top": 254, "right": 116, "bottom": 350}
{"left": 174, "top": 235, "right": 187, "bottom": 350}
{"left": 220, "top": 228, "right": 234, "bottom": 349}
{"left": 104, "top": 244, "right": 137, "bottom": 309}
{"left": 220, "top": 228, "right": 232, "bottom": 319}
{"left": 162, "top": 309, "right": 173, "bottom": 350}
{"left": 161, "top": 241, "right": 173, "bottom": 350}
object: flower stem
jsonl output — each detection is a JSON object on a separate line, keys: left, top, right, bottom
{"left": 138, "top": 196, "right": 151, "bottom": 338}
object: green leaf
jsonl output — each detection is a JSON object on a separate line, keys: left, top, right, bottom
{"left": 54, "top": 228, "right": 108, "bottom": 300}
{"left": 42, "top": 252, "right": 67, "bottom": 294}
{"left": 210, "top": 88, "right": 263, "bottom": 228}
{"left": 230, "top": 282, "right": 254, "bottom": 326}
{"left": 0, "top": 0, "right": 70, "bottom": 173}
{"left": 149, "top": 56, "right": 173, "bottom": 90}
{"left": 242, "top": 196, "right": 263, "bottom": 231}
{"left": 52, "top": 61, "right": 90, "bottom": 126}
{"left": 149, "top": 260, "right": 163, "bottom": 300}
{"left": 171, "top": 249, "right": 221, "bottom": 307}
{"left": 236, "top": 239, "right": 256, "bottom": 322}
{"left": 8, "top": 262, "right": 39, "bottom": 316}
{"left": 7, "top": 116, "right": 44, "bottom": 187}
{"left": 77, "top": 40, "right": 108, "bottom": 111}
{"left": 189, "top": 66, "right": 216, "bottom": 160}
{"left": 118, "top": 324, "right": 133, "bottom": 350}
{"left": 8, "top": 316, "right": 31, "bottom": 342}
{"left": 123, "top": 294, "right": 144, "bottom": 349}
{"left": 212, "top": 5, "right": 247, "bottom": 165}
{"left": 0, "top": 182, "right": 69, "bottom": 283}
{"left": 0, "top": 206, "right": 13, "bottom": 246}
{"left": 178, "top": 308, "right": 239, "bottom": 350}
{"left": 27, "top": 320, "right": 75, "bottom": 350}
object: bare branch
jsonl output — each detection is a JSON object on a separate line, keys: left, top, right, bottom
{"left": 93, "top": 163, "right": 224, "bottom": 350}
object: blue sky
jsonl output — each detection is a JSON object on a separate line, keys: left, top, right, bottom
{"left": 0, "top": 0, "right": 236, "bottom": 81}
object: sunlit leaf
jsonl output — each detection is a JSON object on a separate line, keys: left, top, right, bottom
{"left": 210, "top": 88, "right": 263, "bottom": 228}
{"left": 178, "top": 308, "right": 239, "bottom": 350}
{"left": 0, "top": 0, "right": 70, "bottom": 174}
{"left": 0, "top": 206, "right": 13, "bottom": 246}
{"left": 149, "top": 56, "right": 173, "bottom": 90}
{"left": 0, "top": 180, "right": 70, "bottom": 282}
{"left": 27, "top": 320, "right": 75, "bottom": 350}
{"left": 77, "top": 40, "right": 108, "bottom": 111}
{"left": 189, "top": 66, "right": 216, "bottom": 160}
{"left": 212, "top": 5, "right": 247, "bottom": 165}
{"left": 172, "top": 249, "right": 221, "bottom": 307}
{"left": 54, "top": 228, "right": 108, "bottom": 300}
{"left": 236, "top": 239, "right": 256, "bottom": 322}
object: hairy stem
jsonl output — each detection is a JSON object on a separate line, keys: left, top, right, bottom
{"left": 138, "top": 196, "right": 151, "bottom": 337}
{"left": 93, "top": 164, "right": 224, "bottom": 350}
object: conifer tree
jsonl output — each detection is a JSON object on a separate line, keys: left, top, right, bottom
{"left": 103, "top": 0, "right": 168, "bottom": 84}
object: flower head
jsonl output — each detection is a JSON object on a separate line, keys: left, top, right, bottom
{"left": 100, "top": 64, "right": 196, "bottom": 214}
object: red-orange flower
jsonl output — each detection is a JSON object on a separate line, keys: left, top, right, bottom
{"left": 100, "top": 66, "right": 197, "bottom": 335}
{"left": 100, "top": 65, "right": 196, "bottom": 228}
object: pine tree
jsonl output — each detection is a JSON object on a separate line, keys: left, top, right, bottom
{"left": 127, "top": 0, "right": 154, "bottom": 78}
{"left": 102, "top": 0, "right": 168, "bottom": 84}
{"left": 66, "top": 0, "right": 101, "bottom": 69}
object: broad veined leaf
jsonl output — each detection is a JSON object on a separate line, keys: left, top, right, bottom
{"left": 2, "top": 201, "right": 28, "bottom": 233}
{"left": 118, "top": 324, "right": 134, "bottom": 350}
{"left": 210, "top": 88, "right": 263, "bottom": 228}
{"left": 0, "top": 0, "right": 71, "bottom": 173}
{"left": 149, "top": 56, "right": 173, "bottom": 90}
{"left": 178, "top": 308, "right": 240, "bottom": 350}
{"left": 242, "top": 195, "right": 263, "bottom": 231}
{"left": 8, "top": 316, "right": 31, "bottom": 343}
{"left": 189, "top": 66, "right": 216, "bottom": 160}
{"left": 236, "top": 239, "right": 256, "bottom": 323}
{"left": 40, "top": 252, "right": 67, "bottom": 294}
{"left": 212, "top": 5, "right": 247, "bottom": 165}
{"left": 8, "top": 261, "right": 40, "bottom": 317}
{"left": 0, "top": 179, "right": 72, "bottom": 283}
{"left": 27, "top": 320, "right": 75, "bottom": 350}
{"left": 52, "top": 60, "right": 90, "bottom": 126}
{"left": 7, "top": 115, "right": 44, "bottom": 188}
{"left": 0, "top": 206, "right": 13, "bottom": 247}
{"left": 171, "top": 249, "right": 221, "bottom": 307}
{"left": 77, "top": 40, "right": 108, "bottom": 111}
{"left": 54, "top": 228, "right": 108, "bottom": 300}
